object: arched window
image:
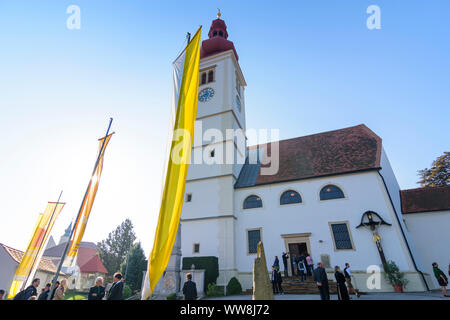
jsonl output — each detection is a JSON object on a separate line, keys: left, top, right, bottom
{"left": 280, "top": 190, "right": 302, "bottom": 205}
{"left": 243, "top": 195, "right": 262, "bottom": 209}
{"left": 201, "top": 72, "right": 207, "bottom": 85}
{"left": 219, "top": 31, "right": 223, "bottom": 37}
{"left": 213, "top": 31, "right": 217, "bottom": 37}
{"left": 208, "top": 70, "right": 214, "bottom": 83}
{"left": 320, "top": 185, "right": 345, "bottom": 201}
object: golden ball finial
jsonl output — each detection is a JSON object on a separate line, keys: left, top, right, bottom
{"left": 217, "top": 8, "right": 221, "bottom": 18}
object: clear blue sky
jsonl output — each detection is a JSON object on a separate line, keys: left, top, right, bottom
{"left": 0, "top": 1, "right": 448, "bottom": 254}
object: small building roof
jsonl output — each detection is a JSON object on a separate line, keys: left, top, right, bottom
{"left": 79, "top": 254, "right": 108, "bottom": 274}
{"left": 0, "top": 243, "right": 64, "bottom": 275}
{"left": 42, "top": 241, "right": 107, "bottom": 274}
{"left": 401, "top": 185, "right": 450, "bottom": 214}
{"left": 43, "top": 241, "right": 97, "bottom": 258}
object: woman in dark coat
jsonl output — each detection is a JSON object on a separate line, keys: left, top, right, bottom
{"left": 334, "top": 266, "right": 350, "bottom": 300}
{"left": 432, "top": 262, "right": 449, "bottom": 297}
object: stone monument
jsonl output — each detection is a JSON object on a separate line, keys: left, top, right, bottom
{"left": 252, "top": 241, "right": 274, "bottom": 300}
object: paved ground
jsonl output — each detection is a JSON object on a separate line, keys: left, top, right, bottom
{"left": 206, "top": 291, "right": 450, "bottom": 300}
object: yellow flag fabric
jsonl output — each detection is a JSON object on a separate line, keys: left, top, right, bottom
{"left": 8, "top": 202, "right": 65, "bottom": 298}
{"left": 142, "top": 27, "right": 201, "bottom": 299}
{"left": 67, "top": 133, "right": 113, "bottom": 258}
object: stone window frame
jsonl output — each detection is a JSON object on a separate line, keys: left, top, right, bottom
{"left": 192, "top": 243, "right": 200, "bottom": 254}
{"left": 199, "top": 65, "right": 217, "bottom": 87}
{"left": 328, "top": 221, "right": 356, "bottom": 252}
{"left": 246, "top": 227, "right": 262, "bottom": 255}
{"left": 243, "top": 194, "right": 263, "bottom": 210}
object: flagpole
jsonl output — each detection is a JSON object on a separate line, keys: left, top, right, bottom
{"left": 124, "top": 241, "right": 133, "bottom": 282}
{"left": 48, "top": 118, "right": 113, "bottom": 299}
{"left": 23, "top": 190, "right": 63, "bottom": 291}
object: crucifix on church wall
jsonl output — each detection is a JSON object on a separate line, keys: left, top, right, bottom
{"left": 357, "top": 211, "right": 392, "bottom": 269}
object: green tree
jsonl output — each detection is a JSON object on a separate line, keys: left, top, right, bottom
{"left": 120, "top": 242, "right": 147, "bottom": 292}
{"left": 417, "top": 152, "right": 450, "bottom": 187}
{"left": 97, "top": 219, "right": 136, "bottom": 276}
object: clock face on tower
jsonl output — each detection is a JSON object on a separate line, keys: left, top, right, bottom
{"left": 198, "top": 87, "right": 215, "bottom": 102}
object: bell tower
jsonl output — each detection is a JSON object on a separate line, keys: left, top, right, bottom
{"left": 180, "top": 13, "right": 247, "bottom": 288}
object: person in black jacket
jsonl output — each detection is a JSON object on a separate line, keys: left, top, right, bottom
{"left": 88, "top": 277, "right": 106, "bottom": 300}
{"left": 14, "top": 278, "right": 40, "bottom": 300}
{"left": 275, "top": 268, "right": 284, "bottom": 294}
{"left": 271, "top": 267, "right": 278, "bottom": 294}
{"left": 38, "top": 283, "right": 51, "bottom": 300}
{"left": 182, "top": 273, "right": 197, "bottom": 300}
{"left": 334, "top": 266, "right": 350, "bottom": 300}
{"left": 313, "top": 262, "right": 330, "bottom": 300}
{"left": 107, "top": 273, "right": 124, "bottom": 300}
{"left": 282, "top": 252, "right": 289, "bottom": 277}
{"left": 48, "top": 281, "right": 59, "bottom": 300}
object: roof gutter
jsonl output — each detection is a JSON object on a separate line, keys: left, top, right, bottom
{"left": 377, "top": 170, "right": 430, "bottom": 291}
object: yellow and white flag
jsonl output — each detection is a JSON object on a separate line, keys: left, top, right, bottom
{"left": 8, "top": 202, "right": 65, "bottom": 298}
{"left": 142, "top": 27, "right": 202, "bottom": 300}
{"left": 67, "top": 133, "right": 113, "bottom": 259}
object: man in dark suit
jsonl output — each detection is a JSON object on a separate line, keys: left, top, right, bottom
{"left": 313, "top": 262, "right": 330, "bottom": 300}
{"left": 182, "top": 273, "right": 197, "bottom": 300}
{"left": 38, "top": 283, "right": 51, "bottom": 300}
{"left": 13, "top": 278, "right": 40, "bottom": 300}
{"left": 282, "top": 252, "right": 289, "bottom": 277}
{"left": 107, "top": 273, "right": 124, "bottom": 300}
{"left": 48, "top": 281, "right": 59, "bottom": 300}
{"left": 88, "top": 276, "right": 106, "bottom": 300}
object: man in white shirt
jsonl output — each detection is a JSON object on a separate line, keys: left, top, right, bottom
{"left": 344, "top": 263, "right": 360, "bottom": 298}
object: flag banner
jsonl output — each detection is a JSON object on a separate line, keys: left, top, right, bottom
{"left": 142, "top": 27, "right": 202, "bottom": 300}
{"left": 67, "top": 133, "right": 113, "bottom": 259}
{"left": 8, "top": 202, "right": 65, "bottom": 298}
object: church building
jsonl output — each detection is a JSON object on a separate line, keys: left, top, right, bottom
{"left": 177, "top": 16, "right": 449, "bottom": 293}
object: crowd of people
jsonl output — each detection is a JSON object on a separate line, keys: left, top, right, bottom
{"left": 1, "top": 261, "right": 449, "bottom": 300}
{"left": 274, "top": 252, "right": 450, "bottom": 300}
{"left": 1, "top": 272, "right": 125, "bottom": 301}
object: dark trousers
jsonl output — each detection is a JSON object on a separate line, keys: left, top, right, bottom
{"left": 277, "top": 281, "right": 283, "bottom": 293}
{"left": 318, "top": 284, "right": 330, "bottom": 300}
{"left": 299, "top": 270, "right": 306, "bottom": 282}
{"left": 272, "top": 281, "right": 278, "bottom": 294}
{"left": 283, "top": 263, "right": 288, "bottom": 277}
{"left": 307, "top": 265, "right": 313, "bottom": 276}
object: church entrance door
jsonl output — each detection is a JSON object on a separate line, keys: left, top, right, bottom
{"left": 288, "top": 242, "right": 307, "bottom": 275}
{"left": 281, "top": 233, "right": 312, "bottom": 277}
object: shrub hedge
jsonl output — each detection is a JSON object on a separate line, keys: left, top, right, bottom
{"left": 182, "top": 256, "right": 219, "bottom": 293}
{"left": 226, "top": 277, "right": 242, "bottom": 296}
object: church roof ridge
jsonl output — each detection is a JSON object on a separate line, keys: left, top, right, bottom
{"left": 401, "top": 185, "right": 450, "bottom": 214}
{"left": 247, "top": 124, "right": 378, "bottom": 149}
{"left": 236, "top": 124, "right": 382, "bottom": 188}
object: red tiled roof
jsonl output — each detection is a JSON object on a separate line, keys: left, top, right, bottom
{"left": 236, "top": 124, "right": 382, "bottom": 187}
{"left": 79, "top": 254, "right": 108, "bottom": 274}
{"left": 76, "top": 247, "right": 98, "bottom": 268}
{"left": 0, "top": 243, "right": 65, "bottom": 275}
{"left": 401, "top": 185, "right": 450, "bottom": 214}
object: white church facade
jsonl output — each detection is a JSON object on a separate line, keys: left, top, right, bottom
{"left": 177, "top": 17, "right": 449, "bottom": 293}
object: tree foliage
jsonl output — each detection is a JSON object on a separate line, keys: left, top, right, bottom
{"left": 97, "top": 219, "right": 136, "bottom": 276}
{"left": 120, "top": 242, "right": 147, "bottom": 292}
{"left": 417, "top": 152, "right": 450, "bottom": 187}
